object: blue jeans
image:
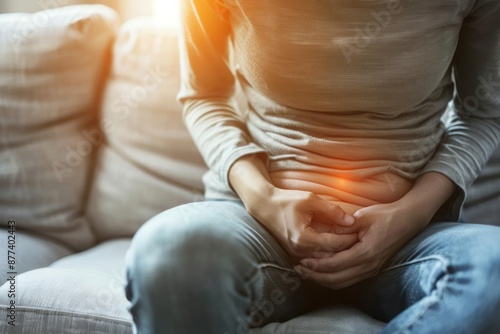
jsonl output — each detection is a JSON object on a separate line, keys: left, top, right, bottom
{"left": 125, "top": 200, "right": 500, "bottom": 333}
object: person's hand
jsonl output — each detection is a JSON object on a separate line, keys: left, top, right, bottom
{"left": 293, "top": 172, "right": 456, "bottom": 289}
{"left": 293, "top": 200, "right": 429, "bottom": 289}
{"left": 228, "top": 154, "right": 358, "bottom": 259}
{"left": 248, "top": 187, "right": 359, "bottom": 258}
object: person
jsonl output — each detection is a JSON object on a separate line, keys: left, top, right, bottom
{"left": 125, "top": 0, "right": 500, "bottom": 333}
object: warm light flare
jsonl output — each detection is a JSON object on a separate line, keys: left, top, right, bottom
{"left": 153, "top": 0, "right": 181, "bottom": 30}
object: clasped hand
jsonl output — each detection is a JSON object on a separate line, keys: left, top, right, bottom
{"left": 293, "top": 201, "right": 428, "bottom": 289}
{"left": 248, "top": 186, "right": 427, "bottom": 289}
{"left": 232, "top": 156, "right": 451, "bottom": 291}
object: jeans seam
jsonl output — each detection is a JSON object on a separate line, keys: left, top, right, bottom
{"left": 399, "top": 274, "right": 450, "bottom": 334}
{"left": 246, "top": 263, "right": 295, "bottom": 286}
{"left": 381, "top": 255, "right": 449, "bottom": 273}
{"left": 386, "top": 256, "right": 451, "bottom": 334}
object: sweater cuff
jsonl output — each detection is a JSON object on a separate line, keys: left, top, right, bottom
{"left": 419, "top": 161, "right": 467, "bottom": 222}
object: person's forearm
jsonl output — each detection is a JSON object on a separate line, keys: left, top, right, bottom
{"left": 228, "top": 154, "right": 275, "bottom": 215}
{"left": 397, "top": 172, "right": 456, "bottom": 225}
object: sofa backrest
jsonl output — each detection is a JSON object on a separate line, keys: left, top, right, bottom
{"left": 84, "top": 17, "right": 212, "bottom": 240}
{"left": 0, "top": 5, "right": 248, "bottom": 249}
{"left": 83, "top": 14, "right": 254, "bottom": 241}
{"left": 0, "top": 5, "right": 119, "bottom": 251}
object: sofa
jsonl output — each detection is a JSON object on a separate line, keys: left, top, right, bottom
{"left": 0, "top": 5, "right": 498, "bottom": 334}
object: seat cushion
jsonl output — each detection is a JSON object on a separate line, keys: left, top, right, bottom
{"left": 0, "top": 239, "right": 133, "bottom": 334}
{"left": 0, "top": 5, "right": 119, "bottom": 251}
{"left": 0, "top": 238, "right": 384, "bottom": 333}
{"left": 252, "top": 305, "right": 385, "bottom": 334}
{"left": 49, "top": 238, "right": 131, "bottom": 274}
{"left": 0, "top": 268, "right": 132, "bottom": 334}
{"left": 0, "top": 229, "right": 73, "bottom": 283}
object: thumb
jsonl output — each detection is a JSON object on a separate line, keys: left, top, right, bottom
{"left": 311, "top": 198, "right": 355, "bottom": 227}
{"left": 353, "top": 207, "right": 370, "bottom": 220}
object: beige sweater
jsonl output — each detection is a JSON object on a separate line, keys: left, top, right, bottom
{"left": 178, "top": 0, "right": 500, "bottom": 221}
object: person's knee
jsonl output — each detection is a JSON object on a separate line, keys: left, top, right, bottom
{"left": 469, "top": 236, "right": 500, "bottom": 291}
{"left": 449, "top": 226, "right": 500, "bottom": 306}
{"left": 426, "top": 224, "right": 500, "bottom": 290}
{"left": 127, "top": 204, "right": 254, "bottom": 299}
{"left": 462, "top": 236, "right": 500, "bottom": 331}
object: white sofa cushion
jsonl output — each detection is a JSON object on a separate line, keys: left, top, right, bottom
{"left": 85, "top": 17, "right": 250, "bottom": 240}
{"left": 0, "top": 267, "right": 132, "bottom": 334}
{"left": 0, "top": 240, "right": 132, "bottom": 333}
{"left": 0, "top": 229, "right": 72, "bottom": 284}
{"left": 85, "top": 18, "right": 209, "bottom": 240}
{"left": 252, "top": 306, "right": 384, "bottom": 334}
{"left": 0, "top": 5, "right": 119, "bottom": 250}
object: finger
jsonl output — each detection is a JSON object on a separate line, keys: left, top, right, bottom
{"left": 292, "top": 229, "right": 354, "bottom": 258}
{"left": 331, "top": 272, "right": 378, "bottom": 290}
{"left": 328, "top": 209, "right": 371, "bottom": 235}
{"left": 287, "top": 224, "right": 356, "bottom": 258}
{"left": 310, "top": 220, "right": 358, "bottom": 235}
{"left": 309, "top": 220, "right": 337, "bottom": 233}
{"left": 294, "top": 263, "right": 376, "bottom": 290}
{"left": 313, "top": 250, "right": 336, "bottom": 259}
{"left": 300, "top": 242, "right": 366, "bottom": 271}
{"left": 311, "top": 199, "right": 355, "bottom": 227}
{"left": 327, "top": 222, "right": 360, "bottom": 235}
{"left": 301, "top": 227, "right": 358, "bottom": 254}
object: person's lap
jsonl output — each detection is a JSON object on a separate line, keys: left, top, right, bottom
{"left": 341, "top": 221, "right": 500, "bottom": 333}
{"left": 125, "top": 200, "right": 500, "bottom": 333}
{"left": 125, "top": 200, "right": 329, "bottom": 333}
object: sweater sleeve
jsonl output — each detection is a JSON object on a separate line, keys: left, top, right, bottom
{"left": 177, "top": 0, "right": 267, "bottom": 189}
{"left": 420, "top": 0, "right": 500, "bottom": 222}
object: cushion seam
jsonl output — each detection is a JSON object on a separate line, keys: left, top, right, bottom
{"left": 0, "top": 306, "right": 132, "bottom": 327}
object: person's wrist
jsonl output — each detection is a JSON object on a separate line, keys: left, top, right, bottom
{"left": 244, "top": 181, "right": 276, "bottom": 220}
{"left": 228, "top": 154, "right": 275, "bottom": 216}
{"left": 396, "top": 172, "right": 456, "bottom": 226}
{"left": 394, "top": 196, "right": 433, "bottom": 230}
